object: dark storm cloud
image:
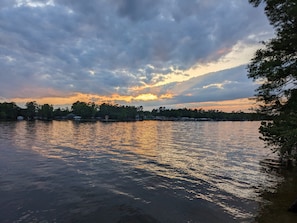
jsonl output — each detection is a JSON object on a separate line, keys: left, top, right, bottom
{"left": 0, "top": 0, "right": 272, "bottom": 100}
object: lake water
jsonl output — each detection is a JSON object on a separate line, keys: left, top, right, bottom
{"left": 0, "top": 120, "right": 295, "bottom": 222}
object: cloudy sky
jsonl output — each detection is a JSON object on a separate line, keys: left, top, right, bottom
{"left": 0, "top": 0, "right": 274, "bottom": 111}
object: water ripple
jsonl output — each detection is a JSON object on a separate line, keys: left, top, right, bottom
{"left": 0, "top": 120, "right": 283, "bottom": 222}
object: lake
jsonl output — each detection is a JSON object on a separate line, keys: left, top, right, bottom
{"left": 0, "top": 120, "right": 296, "bottom": 222}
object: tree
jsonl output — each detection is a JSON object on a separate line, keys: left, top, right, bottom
{"left": 0, "top": 102, "right": 19, "bottom": 120}
{"left": 247, "top": 0, "right": 297, "bottom": 161}
{"left": 71, "top": 101, "right": 97, "bottom": 119}
{"left": 38, "top": 104, "right": 54, "bottom": 120}
{"left": 25, "top": 101, "right": 38, "bottom": 120}
{"left": 53, "top": 107, "right": 70, "bottom": 118}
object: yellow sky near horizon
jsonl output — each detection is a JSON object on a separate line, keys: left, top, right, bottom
{"left": 8, "top": 93, "right": 257, "bottom": 112}
{"left": 154, "top": 40, "right": 262, "bottom": 86}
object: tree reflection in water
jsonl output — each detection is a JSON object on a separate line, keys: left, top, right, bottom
{"left": 255, "top": 159, "right": 297, "bottom": 223}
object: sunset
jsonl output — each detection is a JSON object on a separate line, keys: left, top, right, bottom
{"left": 2, "top": 1, "right": 296, "bottom": 222}
{"left": 0, "top": 0, "right": 274, "bottom": 111}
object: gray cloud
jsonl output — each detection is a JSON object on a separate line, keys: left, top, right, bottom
{"left": 182, "top": 65, "right": 257, "bottom": 101}
{"left": 0, "top": 0, "right": 272, "bottom": 102}
{"left": 144, "top": 65, "right": 257, "bottom": 105}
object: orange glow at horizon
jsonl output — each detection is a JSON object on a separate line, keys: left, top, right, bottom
{"left": 9, "top": 92, "right": 173, "bottom": 107}
{"left": 134, "top": 93, "right": 158, "bottom": 101}
{"left": 7, "top": 93, "right": 257, "bottom": 112}
{"left": 188, "top": 98, "right": 258, "bottom": 112}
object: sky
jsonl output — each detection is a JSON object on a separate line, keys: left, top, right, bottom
{"left": 0, "top": 0, "right": 274, "bottom": 112}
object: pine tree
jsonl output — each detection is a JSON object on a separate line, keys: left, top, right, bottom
{"left": 248, "top": 0, "right": 297, "bottom": 162}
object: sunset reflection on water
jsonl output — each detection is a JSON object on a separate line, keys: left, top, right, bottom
{"left": 0, "top": 120, "right": 289, "bottom": 222}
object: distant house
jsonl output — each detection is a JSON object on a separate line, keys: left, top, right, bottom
{"left": 17, "top": 116, "right": 24, "bottom": 121}
{"left": 73, "top": 116, "right": 82, "bottom": 121}
{"left": 66, "top": 113, "right": 75, "bottom": 120}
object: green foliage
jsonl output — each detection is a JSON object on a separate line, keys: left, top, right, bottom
{"left": 71, "top": 101, "right": 97, "bottom": 119}
{"left": 26, "top": 101, "right": 38, "bottom": 119}
{"left": 53, "top": 107, "right": 70, "bottom": 118}
{"left": 0, "top": 102, "right": 19, "bottom": 120}
{"left": 99, "top": 103, "right": 137, "bottom": 121}
{"left": 38, "top": 104, "right": 54, "bottom": 120}
{"left": 248, "top": 0, "right": 297, "bottom": 161}
{"left": 151, "top": 107, "right": 262, "bottom": 121}
{"left": 0, "top": 101, "right": 264, "bottom": 122}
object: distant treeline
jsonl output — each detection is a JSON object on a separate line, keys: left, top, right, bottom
{"left": 0, "top": 101, "right": 266, "bottom": 121}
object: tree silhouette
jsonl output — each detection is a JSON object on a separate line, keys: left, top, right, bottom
{"left": 248, "top": 0, "right": 297, "bottom": 161}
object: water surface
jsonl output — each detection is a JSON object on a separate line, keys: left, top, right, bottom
{"left": 0, "top": 121, "right": 295, "bottom": 222}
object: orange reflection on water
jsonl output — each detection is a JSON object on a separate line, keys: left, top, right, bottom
{"left": 104, "top": 121, "right": 162, "bottom": 159}
{"left": 6, "top": 120, "right": 284, "bottom": 221}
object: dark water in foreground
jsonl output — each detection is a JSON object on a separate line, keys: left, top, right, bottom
{"left": 0, "top": 121, "right": 296, "bottom": 222}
